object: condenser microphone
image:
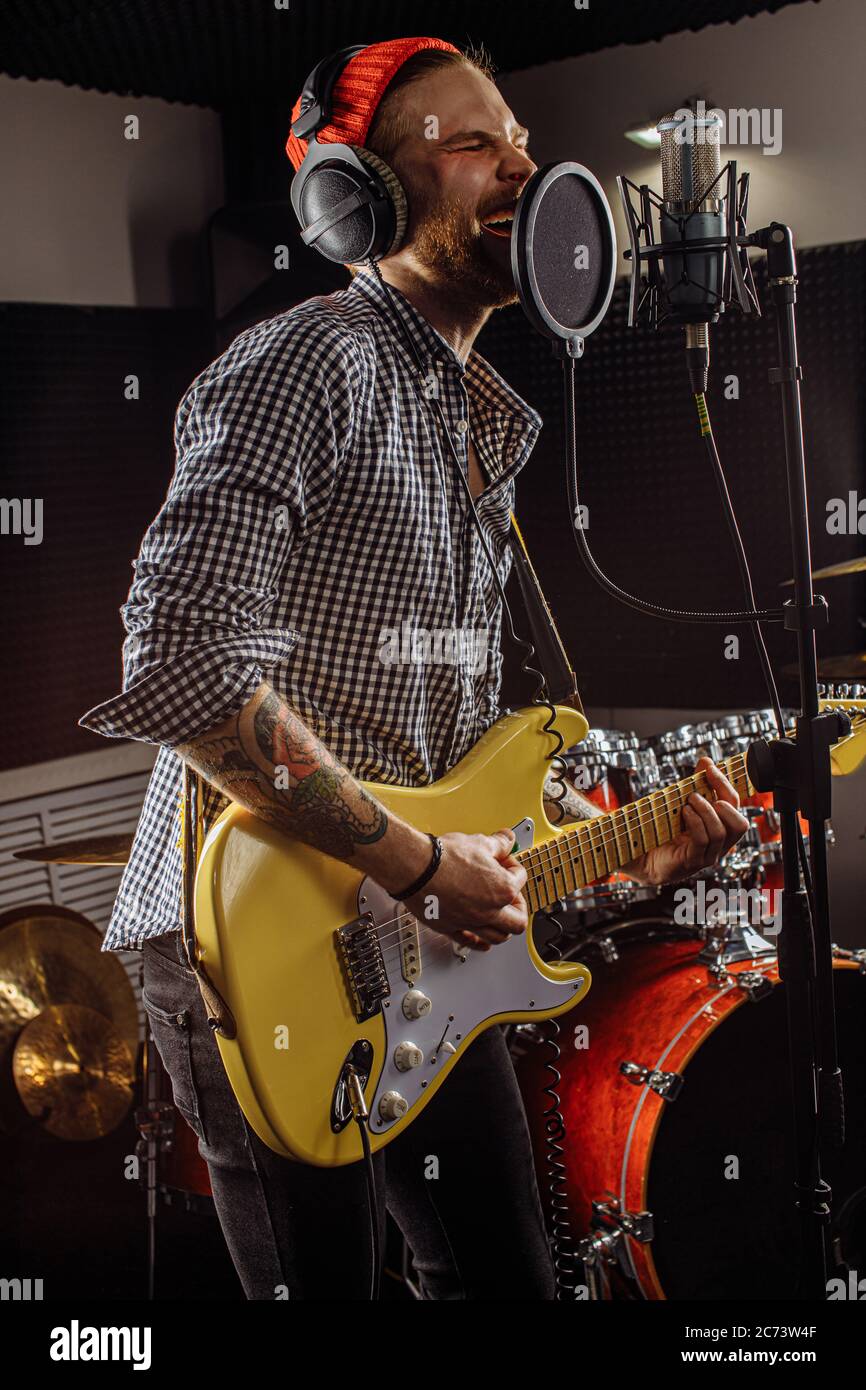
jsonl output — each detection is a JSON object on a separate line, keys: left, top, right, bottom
{"left": 657, "top": 108, "right": 727, "bottom": 391}
{"left": 617, "top": 110, "right": 757, "bottom": 382}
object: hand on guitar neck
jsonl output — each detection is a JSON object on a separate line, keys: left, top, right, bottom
{"left": 544, "top": 756, "right": 750, "bottom": 888}
{"left": 631, "top": 756, "right": 750, "bottom": 886}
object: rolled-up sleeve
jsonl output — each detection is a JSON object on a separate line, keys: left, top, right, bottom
{"left": 80, "top": 315, "right": 366, "bottom": 747}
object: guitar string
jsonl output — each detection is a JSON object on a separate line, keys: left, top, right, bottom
{"left": 360, "top": 714, "right": 860, "bottom": 958}
{"left": 363, "top": 754, "right": 755, "bottom": 957}
{"left": 364, "top": 752, "right": 756, "bottom": 957}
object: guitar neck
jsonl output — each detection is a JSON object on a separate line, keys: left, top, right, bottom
{"left": 519, "top": 753, "right": 754, "bottom": 913}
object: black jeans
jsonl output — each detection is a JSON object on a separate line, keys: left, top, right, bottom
{"left": 141, "top": 930, "right": 556, "bottom": 1300}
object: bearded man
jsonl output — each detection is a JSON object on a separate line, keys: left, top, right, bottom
{"left": 81, "top": 37, "right": 748, "bottom": 1300}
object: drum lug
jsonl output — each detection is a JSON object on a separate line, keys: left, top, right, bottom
{"left": 575, "top": 1226, "right": 623, "bottom": 1268}
{"left": 577, "top": 1196, "right": 655, "bottom": 1267}
{"left": 620, "top": 1060, "right": 684, "bottom": 1101}
{"left": 734, "top": 970, "right": 774, "bottom": 1001}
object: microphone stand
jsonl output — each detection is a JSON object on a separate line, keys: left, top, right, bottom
{"left": 520, "top": 163, "right": 849, "bottom": 1298}
{"left": 744, "top": 222, "right": 849, "bottom": 1300}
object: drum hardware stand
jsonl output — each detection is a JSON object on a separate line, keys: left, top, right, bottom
{"left": 697, "top": 916, "right": 776, "bottom": 971}
{"left": 134, "top": 1005, "right": 178, "bottom": 1301}
{"left": 741, "top": 220, "right": 854, "bottom": 1301}
{"left": 700, "top": 920, "right": 775, "bottom": 993}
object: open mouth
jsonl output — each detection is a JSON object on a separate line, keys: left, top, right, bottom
{"left": 480, "top": 207, "right": 515, "bottom": 239}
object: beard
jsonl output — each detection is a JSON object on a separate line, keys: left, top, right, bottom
{"left": 401, "top": 175, "right": 518, "bottom": 309}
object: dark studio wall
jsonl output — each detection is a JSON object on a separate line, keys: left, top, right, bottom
{"left": 488, "top": 241, "right": 866, "bottom": 712}
{"left": 0, "top": 306, "right": 211, "bottom": 770}
{"left": 1, "top": 234, "right": 862, "bottom": 774}
{"left": 0, "top": 0, "right": 863, "bottom": 774}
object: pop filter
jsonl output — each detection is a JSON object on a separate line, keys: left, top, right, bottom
{"left": 511, "top": 162, "right": 617, "bottom": 343}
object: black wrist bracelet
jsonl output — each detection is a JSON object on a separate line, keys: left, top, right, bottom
{"left": 392, "top": 833, "right": 443, "bottom": 902}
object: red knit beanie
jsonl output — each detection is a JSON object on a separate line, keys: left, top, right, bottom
{"left": 286, "top": 37, "right": 461, "bottom": 171}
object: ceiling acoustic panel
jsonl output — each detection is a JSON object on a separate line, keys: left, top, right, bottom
{"left": 0, "top": 0, "right": 819, "bottom": 110}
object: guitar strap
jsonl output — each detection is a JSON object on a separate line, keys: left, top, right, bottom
{"left": 508, "top": 511, "right": 585, "bottom": 716}
{"left": 180, "top": 761, "right": 237, "bottom": 1038}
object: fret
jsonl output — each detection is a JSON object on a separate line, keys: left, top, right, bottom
{"left": 664, "top": 789, "right": 678, "bottom": 839}
{"left": 650, "top": 795, "right": 664, "bottom": 845}
{"left": 529, "top": 874, "right": 543, "bottom": 914}
{"left": 587, "top": 816, "right": 607, "bottom": 881}
{"left": 641, "top": 793, "right": 659, "bottom": 849}
{"left": 524, "top": 856, "right": 542, "bottom": 914}
{"left": 531, "top": 843, "right": 554, "bottom": 908}
{"left": 519, "top": 847, "right": 538, "bottom": 913}
{"left": 668, "top": 782, "right": 684, "bottom": 836}
{"left": 540, "top": 838, "right": 559, "bottom": 904}
{"left": 554, "top": 834, "right": 575, "bottom": 896}
{"left": 586, "top": 814, "right": 610, "bottom": 878}
{"left": 597, "top": 814, "right": 614, "bottom": 874}
{"left": 623, "top": 802, "right": 643, "bottom": 861}
{"left": 610, "top": 805, "right": 629, "bottom": 869}
{"left": 728, "top": 755, "right": 751, "bottom": 799}
{"left": 574, "top": 822, "right": 597, "bottom": 886}
{"left": 634, "top": 798, "right": 649, "bottom": 853}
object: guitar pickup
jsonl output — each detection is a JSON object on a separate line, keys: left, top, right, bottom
{"left": 336, "top": 913, "right": 391, "bottom": 1022}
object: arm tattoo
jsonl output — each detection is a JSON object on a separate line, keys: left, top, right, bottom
{"left": 543, "top": 769, "right": 603, "bottom": 825}
{"left": 176, "top": 686, "right": 388, "bottom": 861}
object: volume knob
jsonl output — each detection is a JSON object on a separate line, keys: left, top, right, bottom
{"left": 378, "top": 1091, "right": 409, "bottom": 1121}
{"left": 402, "top": 989, "right": 432, "bottom": 1020}
{"left": 394, "top": 1041, "right": 424, "bottom": 1072}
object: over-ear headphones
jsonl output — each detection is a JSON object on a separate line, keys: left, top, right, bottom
{"left": 289, "top": 44, "right": 409, "bottom": 265}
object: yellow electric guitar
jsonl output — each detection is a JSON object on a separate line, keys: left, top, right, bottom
{"left": 193, "top": 698, "right": 866, "bottom": 1167}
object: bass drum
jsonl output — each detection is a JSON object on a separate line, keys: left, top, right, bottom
{"left": 515, "top": 922, "right": 866, "bottom": 1300}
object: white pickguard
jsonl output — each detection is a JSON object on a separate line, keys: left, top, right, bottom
{"left": 355, "top": 818, "right": 586, "bottom": 1132}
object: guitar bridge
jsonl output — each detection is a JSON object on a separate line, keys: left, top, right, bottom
{"left": 336, "top": 912, "right": 391, "bottom": 1022}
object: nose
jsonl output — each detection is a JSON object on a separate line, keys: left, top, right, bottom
{"left": 502, "top": 145, "right": 537, "bottom": 190}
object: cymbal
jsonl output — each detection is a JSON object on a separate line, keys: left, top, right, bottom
{"left": 781, "top": 556, "right": 866, "bottom": 585}
{"left": 783, "top": 653, "right": 866, "bottom": 681}
{"left": 13, "top": 831, "right": 133, "bottom": 866}
{"left": 0, "top": 908, "right": 139, "bottom": 1068}
{"left": 13, "top": 1004, "right": 134, "bottom": 1140}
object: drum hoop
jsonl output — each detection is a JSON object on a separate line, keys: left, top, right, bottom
{"left": 623, "top": 965, "right": 771, "bottom": 1296}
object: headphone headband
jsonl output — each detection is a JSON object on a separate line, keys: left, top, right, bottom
{"left": 291, "top": 44, "right": 369, "bottom": 143}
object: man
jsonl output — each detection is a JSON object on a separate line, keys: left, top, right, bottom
{"left": 81, "top": 36, "right": 749, "bottom": 1300}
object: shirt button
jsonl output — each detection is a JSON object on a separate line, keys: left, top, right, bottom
{"left": 455, "top": 419, "right": 469, "bottom": 434}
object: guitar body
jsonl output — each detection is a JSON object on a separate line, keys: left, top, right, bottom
{"left": 194, "top": 703, "right": 592, "bottom": 1167}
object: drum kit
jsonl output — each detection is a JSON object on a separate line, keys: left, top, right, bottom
{"left": 511, "top": 680, "right": 866, "bottom": 1300}
{"left": 7, "top": 663, "right": 866, "bottom": 1301}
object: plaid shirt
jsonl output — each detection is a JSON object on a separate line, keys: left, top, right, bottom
{"left": 80, "top": 268, "right": 543, "bottom": 951}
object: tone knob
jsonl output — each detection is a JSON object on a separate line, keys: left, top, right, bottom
{"left": 402, "top": 989, "right": 432, "bottom": 1020}
{"left": 378, "top": 1091, "right": 409, "bottom": 1121}
{"left": 394, "top": 1041, "right": 424, "bottom": 1071}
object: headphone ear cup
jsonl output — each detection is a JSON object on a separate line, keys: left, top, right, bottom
{"left": 350, "top": 146, "right": 409, "bottom": 258}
